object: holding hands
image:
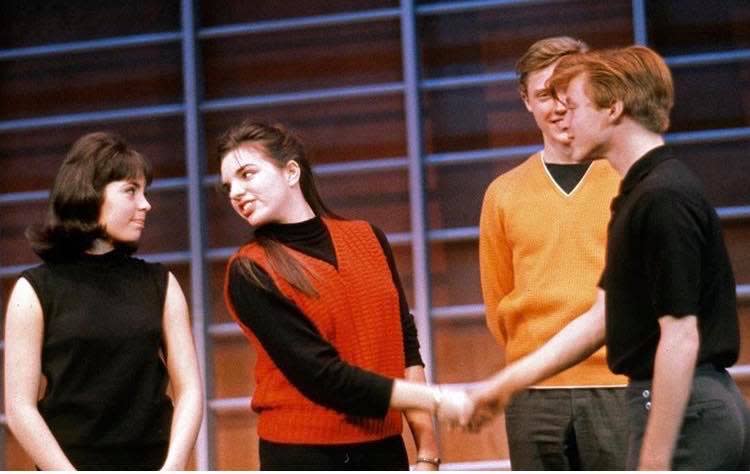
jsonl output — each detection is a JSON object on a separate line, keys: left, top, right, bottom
{"left": 431, "top": 369, "right": 517, "bottom": 432}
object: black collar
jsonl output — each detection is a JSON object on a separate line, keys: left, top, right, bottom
{"left": 619, "top": 145, "right": 673, "bottom": 196}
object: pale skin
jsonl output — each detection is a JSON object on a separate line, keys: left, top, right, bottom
{"left": 4, "top": 178, "right": 203, "bottom": 470}
{"left": 220, "top": 144, "right": 475, "bottom": 463}
{"left": 471, "top": 72, "right": 703, "bottom": 469}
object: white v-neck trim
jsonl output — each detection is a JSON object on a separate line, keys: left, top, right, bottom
{"left": 539, "top": 151, "right": 593, "bottom": 198}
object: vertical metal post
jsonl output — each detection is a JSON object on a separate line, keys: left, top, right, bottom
{"left": 632, "top": 0, "right": 648, "bottom": 45}
{"left": 180, "top": 0, "right": 213, "bottom": 469}
{"left": 399, "top": 0, "right": 435, "bottom": 381}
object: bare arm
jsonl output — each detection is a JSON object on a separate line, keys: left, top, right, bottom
{"left": 471, "top": 290, "right": 606, "bottom": 411}
{"left": 160, "top": 273, "right": 204, "bottom": 471}
{"left": 402, "top": 365, "right": 440, "bottom": 471}
{"left": 638, "top": 315, "right": 699, "bottom": 470}
{"left": 4, "top": 278, "right": 75, "bottom": 470}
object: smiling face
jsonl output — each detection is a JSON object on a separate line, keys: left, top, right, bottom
{"left": 98, "top": 177, "right": 151, "bottom": 244}
{"left": 523, "top": 61, "right": 570, "bottom": 147}
{"left": 557, "top": 73, "right": 615, "bottom": 163}
{"left": 220, "top": 144, "right": 301, "bottom": 228}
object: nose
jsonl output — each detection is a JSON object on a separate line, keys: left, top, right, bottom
{"left": 553, "top": 98, "right": 567, "bottom": 117}
{"left": 139, "top": 192, "right": 152, "bottom": 212}
{"left": 228, "top": 179, "right": 245, "bottom": 201}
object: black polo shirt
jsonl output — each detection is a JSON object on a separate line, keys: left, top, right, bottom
{"left": 599, "top": 145, "right": 738, "bottom": 380}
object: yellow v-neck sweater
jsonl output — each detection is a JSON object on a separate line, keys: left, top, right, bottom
{"left": 479, "top": 153, "right": 627, "bottom": 387}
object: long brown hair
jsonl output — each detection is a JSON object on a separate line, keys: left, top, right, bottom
{"left": 217, "top": 120, "right": 338, "bottom": 297}
{"left": 27, "top": 132, "right": 153, "bottom": 261}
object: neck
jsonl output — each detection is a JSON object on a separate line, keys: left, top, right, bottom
{"left": 281, "top": 194, "right": 317, "bottom": 224}
{"left": 87, "top": 239, "right": 115, "bottom": 255}
{"left": 542, "top": 136, "right": 576, "bottom": 164}
{"left": 606, "top": 120, "right": 665, "bottom": 176}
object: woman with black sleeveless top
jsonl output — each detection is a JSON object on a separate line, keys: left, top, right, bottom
{"left": 4, "top": 132, "right": 203, "bottom": 470}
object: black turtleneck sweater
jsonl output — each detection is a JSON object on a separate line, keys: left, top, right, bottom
{"left": 21, "top": 249, "right": 173, "bottom": 466}
{"left": 228, "top": 217, "right": 424, "bottom": 417}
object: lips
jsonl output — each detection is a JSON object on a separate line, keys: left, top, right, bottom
{"left": 239, "top": 201, "right": 255, "bottom": 218}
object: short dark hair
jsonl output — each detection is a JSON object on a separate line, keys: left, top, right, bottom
{"left": 27, "top": 132, "right": 153, "bottom": 260}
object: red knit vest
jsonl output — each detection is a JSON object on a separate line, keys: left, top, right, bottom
{"left": 224, "top": 218, "right": 405, "bottom": 444}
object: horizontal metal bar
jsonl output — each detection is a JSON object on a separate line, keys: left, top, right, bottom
{"left": 441, "top": 459, "right": 511, "bottom": 471}
{"left": 207, "top": 247, "right": 236, "bottom": 262}
{"left": 417, "top": 0, "right": 559, "bottom": 15}
{"left": 427, "top": 145, "right": 542, "bottom": 166}
{"left": 201, "top": 82, "right": 404, "bottom": 112}
{"left": 432, "top": 304, "right": 485, "bottom": 320}
{"left": 138, "top": 251, "right": 192, "bottom": 265}
{"left": 313, "top": 157, "right": 409, "bottom": 176}
{"left": 717, "top": 206, "right": 750, "bottom": 221}
{"left": 150, "top": 176, "right": 190, "bottom": 191}
{"left": 421, "top": 71, "right": 516, "bottom": 91}
{"left": 209, "top": 322, "right": 241, "bottom": 338}
{"left": 0, "top": 104, "right": 184, "bottom": 133}
{"left": 199, "top": 8, "right": 400, "bottom": 39}
{"left": 429, "top": 226, "right": 479, "bottom": 242}
{"left": 0, "top": 177, "right": 189, "bottom": 207}
{"left": 666, "top": 127, "right": 750, "bottom": 146}
{"left": 666, "top": 49, "right": 750, "bottom": 68}
{"left": 0, "top": 190, "right": 49, "bottom": 205}
{"left": 208, "top": 397, "right": 252, "bottom": 413}
{"left": 738, "top": 284, "right": 750, "bottom": 302}
{"left": 0, "top": 263, "right": 34, "bottom": 278}
{"left": 0, "top": 32, "right": 182, "bottom": 61}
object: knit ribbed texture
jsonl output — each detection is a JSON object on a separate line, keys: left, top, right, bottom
{"left": 479, "top": 154, "right": 628, "bottom": 387}
{"left": 226, "top": 218, "right": 404, "bottom": 443}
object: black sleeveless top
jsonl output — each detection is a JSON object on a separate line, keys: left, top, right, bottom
{"left": 21, "top": 249, "right": 173, "bottom": 459}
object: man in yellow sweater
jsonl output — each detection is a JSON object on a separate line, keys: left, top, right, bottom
{"left": 478, "top": 37, "right": 628, "bottom": 469}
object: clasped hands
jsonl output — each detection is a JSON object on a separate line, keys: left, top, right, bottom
{"left": 432, "top": 379, "right": 513, "bottom": 432}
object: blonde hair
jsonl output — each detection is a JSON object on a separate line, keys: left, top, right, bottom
{"left": 549, "top": 46, "right": 674, "bottom": 133}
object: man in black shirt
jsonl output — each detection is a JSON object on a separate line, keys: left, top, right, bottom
{"left": 468, "top": 45, "right": 750, "bottom": 470}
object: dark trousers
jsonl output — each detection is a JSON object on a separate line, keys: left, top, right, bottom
{"left": 626, "top": 364, "right": 750, "bottom": 470}
{"left": 504, "top": 387, "right": 628, "bottom": 470}
{"left": 259, "top": 434, "right": 409, "bottom": 470}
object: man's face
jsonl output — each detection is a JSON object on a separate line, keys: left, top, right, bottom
{"left": 523, "top": 61, "right": 569, "bottom": 146}
{"left": 557, "top": 73, "right": 613, "bottom": 163}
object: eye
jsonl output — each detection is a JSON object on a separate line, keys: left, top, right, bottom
{"left": 242, "top": 170, "right": 254, "bottom": 180}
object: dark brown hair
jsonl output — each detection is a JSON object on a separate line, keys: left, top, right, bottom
{"left": 217, "top": 120, "right": 339, "bottom": 297}
{"left": 27, "top": 132, "right": 153, "bottom": 261}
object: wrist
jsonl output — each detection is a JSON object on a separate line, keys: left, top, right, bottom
{"left": 416, "top": 456, "right": 441, "bottom": 468}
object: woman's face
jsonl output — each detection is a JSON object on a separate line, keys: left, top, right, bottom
{"left": 98, "top": 177, "right": 151, "bottom": 244}
{"left": 220, "top": 144, "right": 297, "bottom": 227}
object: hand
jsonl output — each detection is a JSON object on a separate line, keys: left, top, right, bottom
{"left": 461, "top": 379, "right": 511, "bottom": 432}
{"left": 435, "top": 386, "right": 474, "bottom": 426}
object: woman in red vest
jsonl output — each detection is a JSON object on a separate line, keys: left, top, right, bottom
{"left": 218, "top": 120, "right": 473, "bottom": 470}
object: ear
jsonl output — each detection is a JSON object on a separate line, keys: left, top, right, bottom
{"left": 285, "top": 160, "right": 301, "bottom": 187}
{"left": 608, "top": 100, "right": 625, "bottom": 124}
{"left": 521, "top": 92, "right": 533, "bottom": 112}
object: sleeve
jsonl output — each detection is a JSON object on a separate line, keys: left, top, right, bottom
{"left": 228, "top": 260, "right": 395, "bottom": 418}
{"left": 369, "top": 224, "right": 425, "bottom": 368}
{"left": 478, "top": 182, "right": 514, "bottom": 345}
{"left": 639, "top": 190, "right": 704, "bottom": 318}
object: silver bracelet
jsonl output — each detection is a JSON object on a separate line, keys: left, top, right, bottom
{"left": 416, "top": 456, "right": 441, "bottom": 467}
